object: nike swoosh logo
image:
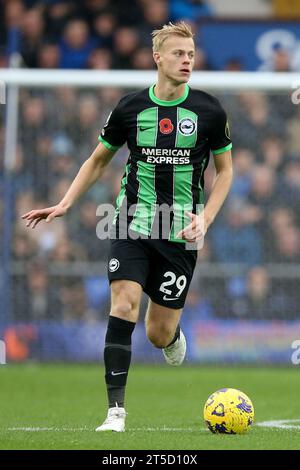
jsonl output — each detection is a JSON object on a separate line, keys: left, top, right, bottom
{"left": 139, "top": 127, "right": 153, "bottom": 132}
{"left": 111, "top": 371, "right": 127, "bottom": 376}
{"left": 163, "top": 295, "right": 179, "bottom": 301}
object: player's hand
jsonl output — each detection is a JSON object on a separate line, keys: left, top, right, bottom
{"left": 21, "top": 204, "right": 68, "bottom": 229}
{"left": 176, "top": 211, "right": 208, "bottom": 243}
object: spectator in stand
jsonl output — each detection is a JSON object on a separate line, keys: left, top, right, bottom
{"left": 0, "top": 0, "right": 26, "bottom": 29}
{"left": 11, "top": 230, "right": 36, "bottom": 323}
{"left": 77, "top": 96, "right": 101, "bottom": 153}
{"left": 3, "top": 144, "right": 31, "bottom": 196}
{"left": 27, "top": 261, "right": 62, "bottom": 321}
{"left": 59, "top": 18, "right": 98, "bottom": 69}
{"left": 97, "top": 87, "right": 123, "bottom": 123}
{"left": 51, "top": 94, "right": 100, "bottom": 158}
{"left": 131, "top": 47, "right": 155, "bottom": 70}
{"left": 92, "top": 10, "right": 116, "bottom": 49}
{"left": 259, "top": 134, "right": 287, "bottom": 171}
{"left": 12, "top": 231, "right": 37, "bottom": 261}
{"left": 13, "top": 259, "right": 62, "bottom": 321}
{"left": 194, "top": 47, "right": 211, "bottom": 70}
{"left": 271, "top": 47, "right": 292, "bottom": 72}
{"left": 52, "top": 87, "right": 78, "bottom": 135}
{"left": 37, "top": 42, "right": 60, "bottom": 68}
{"left": 247, "top": 165, "right": 279, "bottom": 260}
{"left": 278, "top": 158, "right": 300, "bottom": 214}
{"left": 184, "top": 287, "right": 215, "bottom": 320}
{"left": 113, "top": 0, "right": 145, "bottom": 26}
{"left": 84, "top": 275, "right": 111, "bottom": 320}
{"left": 78, "top": 0, "right": 111, "bottom": 23}
{"left": 0, "top": 47, "right": 6, "bottom": 67}
{"left": 70, "top": 199, "right": 110, "bottom": 261}
{"left": 4, "top": 0, "right": 24, "bottom": 26}
{"left": 269, "top": 207, "right": 296, "bottom": 238}
{"left": 112, "top": 27, "right": 139, "bottom": 69}
{"left": 20, "top": 8, "right": 45, "bottom": 67}
{"left": 225, "top": 266, "right": 298, "bottom": 320}
{"left": 44, "top": 1, "right": 79, "bottom": 40}
{"left": 230, "top": 147, "right": 255, "bottom": 199}
{"left": 232, "top": 92, "right": 284, "bottom": 150}
{"left": 138, "top": 0, "right": 169, "bottom": 46}
{"left": 3, "top": 0, "right": 25, "bottom": 50}
{"left": 19, "top": 96, "right": 54, "bottom": 194}
{"left": 48, "top": 233, "right": 88, "bottom": 320}
{"left": 197, "top": 236, "right": 212, "bottom": 263}
{"left": 224, "top": 57, "right": 244, "bottom": 71}
{"left": 12, "top": 272, "right": 29, "bottom": 322}
{"left": 49, "top": 133, "right": 77, "bottom": 184}
{"left": 274, "top": 226, "right": 300, "bottom": 263}
{"left": 14, "top": 190, "right": 35, "bottom": 230}
{"left": 286, "top": 104, "right": 300, "bottom": 156}
{"left": 210, "top": 198, "right": 263, "bottom": 266}
{"left": 49, "top": 234, "right": 103, "bottom": 322}
{"left": 49, "top": 235, "right": 86, "bottom": 263}
{"left": 88, "top": 47, "right": 112, "bottom": 69}
{"left": 184, "top": 258, "right": 216, "bottom": 319}
{"left": 17, "top": 194, "right": 67, "bottom": 256}
{"left": 267, "top": 206, "right": 297, "bottom": 262}
{"left": 248, "top": 165, "right": 278, "bottom": 212}
{"left": 50, "top": 178, "right": 73, "bottom": 207}
{"left": 60, "top": 280, "right": 88, "bottom": 322}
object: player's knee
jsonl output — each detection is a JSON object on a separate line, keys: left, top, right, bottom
{"left": 111, "top": 291, "right": 139, "bottom": 320}
{"left": 146, "top": 325, "right": 173, "bottom": 349}
{"left": 110, "top": 300, "right": 135, "bottom": 320}
{"left": 111, "top": 284, "right": 140, "bottom": 320}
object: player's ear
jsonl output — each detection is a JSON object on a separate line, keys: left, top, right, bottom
{"left": 153, "top": 51, "right": 161, "bottom": 66}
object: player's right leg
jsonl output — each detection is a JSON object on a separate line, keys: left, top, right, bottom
{"left": 145, "top": 300, "right": 186, "bottom": 366}
{"left": 96, "top": 279, "right": 142, "bottom": 432}
{"left": 143, "top": 238, "right": 197, "bottom": 366}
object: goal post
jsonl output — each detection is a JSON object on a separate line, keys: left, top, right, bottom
{"left": 1, "top": 69, "right": 300, "bottom": 89}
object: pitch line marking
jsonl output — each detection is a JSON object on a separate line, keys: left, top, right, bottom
{"left": 256, "top": 419, "right": 300, "bottom": 430}
{"left": 3, "top": 426, "right": 206, "bottom": 433}
{"left": 7, "top": 421, "right": 300, "bottom": 432}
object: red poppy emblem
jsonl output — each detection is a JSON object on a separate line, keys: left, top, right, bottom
{"left": 159, "top": 118, "right": 174, "bottom": 134}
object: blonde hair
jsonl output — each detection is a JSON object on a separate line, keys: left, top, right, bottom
{"left": 152, "top": 21, "right": 194, "bottom": 53}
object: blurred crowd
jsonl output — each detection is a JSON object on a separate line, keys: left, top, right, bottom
{"left": 0, "top": 86, "right": 299, "bottom": 323}
{"left": 1, "top": 0, "right": 300, "bottom": 323}
{"left": 1, "top": 0, "right": 296, "bottom": 72}
{"left": 0, "top": 0, "right": 213, "bottom": 71}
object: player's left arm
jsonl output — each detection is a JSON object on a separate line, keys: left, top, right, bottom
{"left": 204, "top": 149, "right": 233, "bottom": 228}
{"left": 178, "top": 101, "right": 233, "bottom": 243}
{"left": 178, "top": 149, "right": 233, "bottom": 242}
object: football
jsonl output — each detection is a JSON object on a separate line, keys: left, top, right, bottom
{"left": 203, "top": 388, "right": 254, "bottom": 434}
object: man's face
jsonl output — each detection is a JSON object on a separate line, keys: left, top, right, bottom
{"left": 154, "top": 35, "right": 195, "bottom": 84}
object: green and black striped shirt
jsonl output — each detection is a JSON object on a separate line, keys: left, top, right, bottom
{"left": 99, "top": 84, "right": 232, "bottom": 242}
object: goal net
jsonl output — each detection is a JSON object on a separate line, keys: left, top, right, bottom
{"left": 1, "top": 70, "right": 300, "bottom": 364}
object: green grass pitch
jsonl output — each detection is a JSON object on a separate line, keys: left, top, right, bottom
{"left": 1, "top": 364, "right": 300, "bottom": 450}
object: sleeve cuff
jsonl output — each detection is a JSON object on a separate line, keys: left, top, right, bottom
{"left": 212, "top": 143, "right": 232, "bottom": 155}
{"left": 98, "top": 135, "right": 122, "bottom": 151}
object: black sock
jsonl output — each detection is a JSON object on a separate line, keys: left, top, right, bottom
{"left": 166, "top": 324, "right": 180, "bottom": 347}
{"left": 104, "top": 316, "right": 135, "bottom": 408}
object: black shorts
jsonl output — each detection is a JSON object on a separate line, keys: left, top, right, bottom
{"left": 107, "top": 237, "right": 197, "bottom": 309}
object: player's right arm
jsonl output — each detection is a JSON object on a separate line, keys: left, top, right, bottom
{"left": 22, "top": 142, "right": 115, "bottom": 228}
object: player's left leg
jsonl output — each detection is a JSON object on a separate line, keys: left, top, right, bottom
{"left": 143, "top": 240, "right": 197, "bottom": 365}
{"left": 145, "top": 301, "right": 186, "bottom": 366}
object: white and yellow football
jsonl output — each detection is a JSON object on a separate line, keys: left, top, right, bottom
{"left": 204, "top": 388, "right": 254, "bottom": 434}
